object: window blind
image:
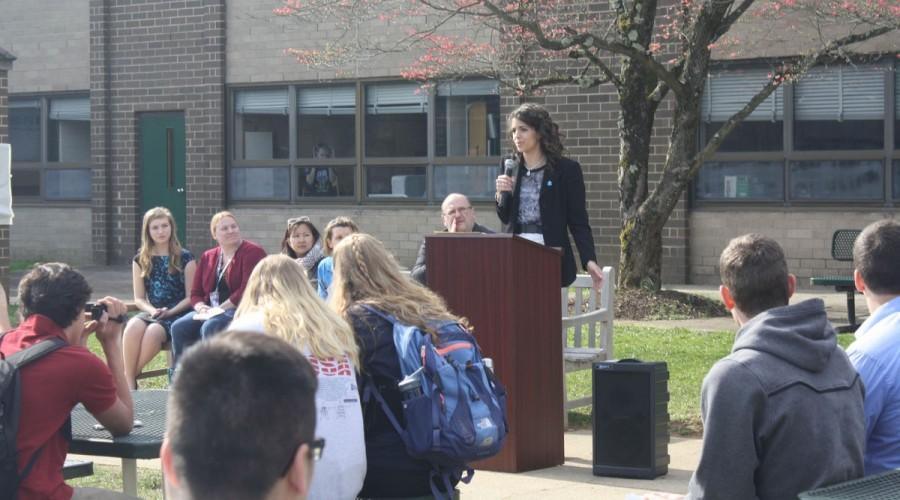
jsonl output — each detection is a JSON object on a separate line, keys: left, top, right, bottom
{"left": 795, "top": 66, "right": 884, "bottom": 121}
{"left": 702, "top": 69, "right": 784, "bottom": 122}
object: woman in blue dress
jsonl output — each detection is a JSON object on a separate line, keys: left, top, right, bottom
{"left": 123, "top": 207, "right": 196, "bottom": 388}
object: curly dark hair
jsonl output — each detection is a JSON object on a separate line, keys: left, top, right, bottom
{"left": 18, "top": 262, "right": 92, "bottom": 328}
{"left": 507, "top": 103, "right": 565, "bottom": 166}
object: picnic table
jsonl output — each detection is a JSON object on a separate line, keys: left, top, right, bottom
{"left": 70, "top": 389, "right": 168, "bottom": 496}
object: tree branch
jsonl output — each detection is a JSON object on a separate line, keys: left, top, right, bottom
{"left": 479, "top": 0, "right": 687, "bottom": 99}
{"left": 687, "top": 24, "right": 897, "bottom": 177}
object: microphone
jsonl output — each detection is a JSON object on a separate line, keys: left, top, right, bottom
{"left": 499, "top": 157, "right": 517, "bottom": 209}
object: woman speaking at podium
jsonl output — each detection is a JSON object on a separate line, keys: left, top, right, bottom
{"left": 495, "top": 103, "right": 603, "bottom": 289}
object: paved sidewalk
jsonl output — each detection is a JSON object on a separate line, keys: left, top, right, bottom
{"left": 70, "top": 432, "right": 701, "bottom": 499}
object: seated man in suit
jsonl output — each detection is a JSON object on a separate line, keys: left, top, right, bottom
{"left": 411, "top": 193, "right": 493, "bottom": 284}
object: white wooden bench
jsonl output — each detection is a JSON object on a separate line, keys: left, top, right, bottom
{"left": 562, "top": 267, "right": 615, "bottom": 425}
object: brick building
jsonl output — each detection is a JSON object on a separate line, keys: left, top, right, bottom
{"left": 0, "top": 0, "right": 897, "bottom": 285}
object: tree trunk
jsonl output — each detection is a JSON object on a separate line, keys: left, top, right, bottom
{"left": 618, "top": 213, "right": 665, "bottom": 290}
{"left": 615, "top": 55, "right": 660, "bottom": 290}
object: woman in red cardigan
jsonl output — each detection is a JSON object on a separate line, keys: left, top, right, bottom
{"left": 170, "top": 211, "right": 266, "bottom": 363}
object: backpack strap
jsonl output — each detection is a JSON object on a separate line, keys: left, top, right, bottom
{"left": 4, "top": 337, "right": 68, "bottom": 488}
{"left": 361, "top": 375, "right": 413, "bottom": 450}
{"left": 358, "top": 304, "right": 398, "bottom": 324}
{"left": 5, "top": 337, "right": 67, "bottom": 368}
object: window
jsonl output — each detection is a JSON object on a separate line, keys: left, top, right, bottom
{"left": 47, "top": 97, "right": 91, "bottom": 163}
{"left": 789, "top": 160, "right": 883, "bottom": 200}
{"left": 435, "top": 81, "right": 502, "bottom": 157}
{"left": 234, "top": 89, "right": 290, "bottom": 160}
{"left": 9, "top": 99, "right": 41, "bottom": 162}
{"left": 229, "top": 167, "right": 290, "bottom": 201}
{"left": 297, "top": 86, "right": 356, "bottom": 158}
{"left": 893, "top": 160, "right": 900, "bottom": 199}
{"left": 702, "top": 69, "right": 784, "bottom": 152}
{"left": 228, "top": 80, "right": 501, "bottom": 203}
{"left": 434, "top": 164, "right": 500, "bottom": 200}
{"left": 8, "top": 95, "right": 92, "bottom": 202}
{"left": 696, "top": 63, "right": 897, "bottom": 206}
{"left": 365, "top": 83, "right": 427, "bottom": 158}
{"left": 694, "top": 161, "right": 783, "bottom": 201}
{"left": 45, "top": 169, "right": 92, "bottom": 199}
{"left": 794, "top": 66, "right": 884, "bottom": 150}
{"left": 367, "top": 165, "right": 426, "bottom": 199}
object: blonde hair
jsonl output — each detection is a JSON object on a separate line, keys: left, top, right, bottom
{"left": 322, "top": 216, "right": 359, "bottom": 255}
{"left": 235, "top": 254, "right": 359, "bottom": 367}
{"left": 209, "top": 211, "right": 237, "bottom": 238}
{"left": 137, "top": 207, "right": 185, "bottom": 278}
{"left": 330, "top": 233, "right": 465, "bottom": 338}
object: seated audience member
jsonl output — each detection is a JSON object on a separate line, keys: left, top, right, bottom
{"left": 316, "top": 216, "right": 358, "bottom": 300}
{"left": 303, "top": 143, "right": 340, "bottom": 196}
{"left": 281, "top": 216, "right": 326, "bottom": 288}
{"left": 331, "top": 233, "right": 462, "bottom": 498}
{"left": 0, "top": 263, "right": 135, "bottom": 500}
{"left": 847, "top": 219, "right": 900, "bottom": 475}
{"left": 232, "top": 255, "right": 366, "bottom": 500}
{"left": 161, "top": 331, "right": 319, "bottom": 500}
{"left": 170, "top": 211, "right": 265, "bottom": 364}
{"left": 124, "top": 207, "right": 196, "bottom": 388}
{"left": 687, "top": 234, "right": 864, "bottom": 499}
{"left": 411, "top": 193, "right": 494, "bottom": 285}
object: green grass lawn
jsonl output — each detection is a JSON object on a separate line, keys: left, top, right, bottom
{"left": 566, "top": 325, "right": 856, "bottom": 434}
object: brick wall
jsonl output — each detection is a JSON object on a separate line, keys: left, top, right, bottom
{"left": 226, "top": 0, "right": 690, "bottom": 282}
{"left": 9, "top": 207, "right": 94, "bottom": 265}
{"left": 232, "top": 207, "right": 445, "bottom": 267}
{"left": 690, "top": 209, "right": 898, "bottom": 287}
{"left": 0, "top": 0, "right": 90, "bottom": 92}
{"left": 90, "top": 0, "right": 226, "bottom": 264}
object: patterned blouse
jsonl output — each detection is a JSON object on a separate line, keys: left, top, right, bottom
{"left": 134, "top": 248, "right": 195, "bottom": 309}
{"left": 517, "top": 167, "right": 545, "bottom": 226}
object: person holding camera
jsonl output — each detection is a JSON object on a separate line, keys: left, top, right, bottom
{"left": 0, "top": 263, "right": 136, "bottom": 500}
{"left": 123, "top": 207, "right": 196, "bottom": 389}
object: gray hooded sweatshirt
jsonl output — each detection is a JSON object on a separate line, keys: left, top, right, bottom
{"left": 687, "top": 298, "right": 865, "bottom": 500}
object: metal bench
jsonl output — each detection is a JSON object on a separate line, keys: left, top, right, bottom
{"left": 810, "top": 229, "right": 861, "bottom": 333}
{"left": 799, "top": 468, "right": 900, "bottom": 499}
{"left": 62, "top": 458, "right": 94, "bottom": 480}
{"left": 562, "top": 267, "right": 615, "bottom": 426}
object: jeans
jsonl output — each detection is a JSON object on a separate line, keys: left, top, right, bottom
{"left": 170, "top": 309, "right": 235, "bottom": 364}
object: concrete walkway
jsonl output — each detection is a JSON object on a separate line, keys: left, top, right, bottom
{"left": 25, "top": 266, "right": 861, "bottom": 498}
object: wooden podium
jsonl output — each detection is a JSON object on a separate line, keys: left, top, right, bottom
{"left": 425, "top": 233, "right": 564, "bottom": 472}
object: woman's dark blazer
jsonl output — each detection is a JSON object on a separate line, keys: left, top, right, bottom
{"left": 496, "top": 156, "right": 598, "bottom": 287}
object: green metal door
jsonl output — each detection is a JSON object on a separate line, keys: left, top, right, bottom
{"left": 139, "top": 113, "right": 186, "bottom": 243}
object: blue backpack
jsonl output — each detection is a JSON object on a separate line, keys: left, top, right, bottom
{"left": 360, "top": 305, "right": 508, "bottom": 499}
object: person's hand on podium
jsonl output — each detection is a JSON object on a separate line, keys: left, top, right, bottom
{"left": 586, "top": 261, "right": 604, "bottom": 292}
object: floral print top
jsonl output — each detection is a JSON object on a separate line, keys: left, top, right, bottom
{"left": 133, "top": 248, "right": 194, "bottom": 309}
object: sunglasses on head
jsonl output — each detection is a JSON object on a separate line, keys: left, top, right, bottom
{"left": 287, "top": 216, "right": 311, "bottom": 227}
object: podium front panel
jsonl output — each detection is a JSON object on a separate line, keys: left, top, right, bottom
{"left": 426, "top": 233, "right": 563, "bottom": 472}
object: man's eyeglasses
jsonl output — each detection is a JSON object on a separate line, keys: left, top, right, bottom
{"left": 281, "top": 437, "right": 325, "bottom": 476}
{"left": 443, "top": 206, "right": 472, "bottom": 217}
{"left": 287, "top": 216, "right": 311, "bottom": 227}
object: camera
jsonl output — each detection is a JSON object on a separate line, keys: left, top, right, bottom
{"left": 85, "top": 302, "right": 107, "bottom": 321}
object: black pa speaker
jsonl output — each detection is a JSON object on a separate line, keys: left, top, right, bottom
{"left": 592, "top": 359, "right": 669, "bottom": 479}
